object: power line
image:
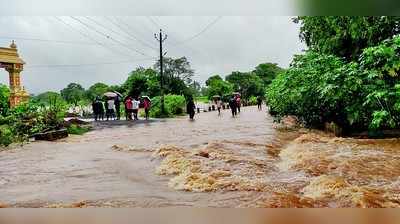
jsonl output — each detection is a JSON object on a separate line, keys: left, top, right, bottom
{"left": 104, "top": 16, "right": 157, "bottom": 51}
{"left": 53, "top": 17, "right": 136, "bottom": 59}
{"left": 171, "top": 16, "right": 222, "bottom": 46}
{"left": 0, "top": 36, "right": 115, "bottom": 46}
{"left": 26, "top": 57, "right": 155, "bottom": 68}
{"left": 147, "top": 16, "right": 161, "bottom": 30}
{"left": 70, "top": 16, "right": 151, "bottom": 57}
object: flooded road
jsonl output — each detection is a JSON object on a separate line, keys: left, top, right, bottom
{"left": 1, "top": 106, "right": 399, "bottom": 207}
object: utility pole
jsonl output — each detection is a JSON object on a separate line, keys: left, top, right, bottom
{"left": 155, "top": 29, "right": 167, "bottom": 115}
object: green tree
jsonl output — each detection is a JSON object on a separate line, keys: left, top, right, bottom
{"left": 0, "top": 84, "right": 10, "bottom": 115}
{"left": 33, "top": 91, "right": 64, "bottom": 105}
{"left": 108, "top": 85, "right": 124, "bottom": 94}
{"left": 122, "top": 67, "right": 150, "bottom": 97}
{"left": 153, "top": 57, "right": 195, "bottom": 97}
{"left": 225, "top": 71, "right": 265, "bottom": 100}
{"left": 60, "top": 83, "right": 86, "bottom": 106}
{"left": 205, "top": 75, "right": 223, "bottom": 86}
{"left": 86, "top": 83, "right": 110, "bottom": 100}
{"left": 154, "top": 57, "right": 194, "bottom": 84}
{"left": 206, "top": 78, "right": 233, "bottom": 100}
{"left": 253, "top": 63, "right": 284, "bottom": 86}
{"left": 146, "top": 70, "right": 161, "bottom": 97}
{"left": 294, "top": 16, "right": 400, "bottom": 60}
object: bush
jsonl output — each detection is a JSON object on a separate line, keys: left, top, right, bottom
{"left": 67, "top": 124, "right": 91, "bottom": 135}
{"left": 266, "top": 36, "right": 400, "bottom": 132}
{"left": 195, "top": 96, "right": 209, "bottom": 104}
{"left": 0, "top": 125, "right": 14, "bottom": 147}
{"left": 0, "top": 99, "right": 67, "bottom": 146}
{"left": 248, "top": 96, "right": 258, "bottom": 106}
{"left": 149, "top": 95, "right": 186, "bottom": 118}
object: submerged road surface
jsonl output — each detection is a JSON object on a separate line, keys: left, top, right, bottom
{"left": 2, "top": 106, "right": 400, "bottom": 208}
{"left": 0, "top": 106, "right": 277, "bottom": 207}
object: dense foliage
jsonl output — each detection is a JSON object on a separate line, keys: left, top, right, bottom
{"left": 205, "top": 76, "right": 233, "bottom": 100}
{"left": 32, "top": 91, "right": 65, "bottom": 106}
{"left": 225, "top": 71, "right": 265, "bottom": 100}
{"left": 86, "top": 83, "right": 110, "bottom": 100}
{"left": 253, "top": 63, "right": 284, "bottom": 86}
{"left": 295, "top": 16, "right": 400, "bottom": 60}
{"left": 60, "top": 83, "right": 86, "bottom": 106}
{"left": 0, "top": 84, "right": 10, "bottom": 115}
{"left": 147, "top": 95, "right": 186, "bottom": 118}
{"left": 202, "top": 62, "right": 283, "bottom": 102}
{"left": 0, "top": 100, "right": 66, "bottom": 146}
{"left": 267, "top": 35, "right": 400, "bottom": 132}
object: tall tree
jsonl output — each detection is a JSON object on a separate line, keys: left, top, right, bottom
{"left": 226, "top": 72, "right": 265, "bottom": 100}
{"left": 86, "top": 83, "right": 110, "bottom": 100}
{"left": 205, "top": 75, "right": 223, "bottom": 86}
{"left": 154, "top": 57, "right": 194, "bottom": 84}
{"left": 253, "top": 63, "right": 284, "bottom": 86}
{"left": 33, "top": 91, "right": 65, "bottom": 105}
{"left": 294, "top": 16, "right": 400, "bottom": 60}
{"left": 122, "top": 67, "right": 154, "bottom": 97}
{"left": 60, "top": 83, "right": 86, "bottom": 106}
{"left": 206, "top": 78, "right": 233, "bottom": 100}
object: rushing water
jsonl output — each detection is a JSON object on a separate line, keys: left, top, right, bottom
{"left": 0, "top": 106, "right": 399, "bottom": 208}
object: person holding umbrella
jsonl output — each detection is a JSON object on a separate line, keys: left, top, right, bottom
{"left": 104, "top": 92, "right": 117, "bottom": 121}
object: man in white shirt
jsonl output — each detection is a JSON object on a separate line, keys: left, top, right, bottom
{"left": 132, "top": 98, "right": 140, "bottom": 120}
{"left": 106, "top": 99, "right": 115, "bottom": 121}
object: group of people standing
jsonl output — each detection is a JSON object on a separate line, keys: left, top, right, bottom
{"left": 228, "top": 95, "right": 242, "bottom": 117}
{"left": 92, "top": 95, "right": 151, "bottom": 121}
{"left": 187, "top": 94, "right": 264, "bottom": 120}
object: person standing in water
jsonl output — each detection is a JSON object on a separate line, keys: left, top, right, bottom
{"left": 143, "top": 97, "right": 151, "bottom": 120}
{"left": 216, "top": 98, "right": 222, "bottom": 116}
{"left": 229, "top": 97, "right": 237, "bottom": 117}
{"left": 132, "top": 96, "right": 140, "bottom": 120}
{"left": 114, "top": 96, "right": 121, "bottom": 120}
{"left": 236, "top": 95, "right": 241, "bottom": 114}
{"left": 257, "top": 96, "right": 263, "bottom": 110}
{"left": 186, "top": 98, "right": 196, "bottom": 120}
{"left": 124, "top": 96, "right": 133, "bottom": 120}
{"left": 92, "top": 96, "right": 104, "bottom": 121}
{"left": 106, "top": 98, "right": 115, "bottom": 121}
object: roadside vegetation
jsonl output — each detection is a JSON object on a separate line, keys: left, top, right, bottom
{"left": 266, "top": 16, "right": 400, "bottom": 134}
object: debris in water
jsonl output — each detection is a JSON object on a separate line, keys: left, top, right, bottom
{"left": 111, "top": 144, "right": 154, "bottom": 153}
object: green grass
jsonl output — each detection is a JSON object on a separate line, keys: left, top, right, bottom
{"left": 67, "top": 124, "right": 91, "bottom": 135}
{"left": 195, "top": 96, "right": 209, "bottom": 103}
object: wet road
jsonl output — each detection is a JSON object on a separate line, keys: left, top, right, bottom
{"left": 2, "top": 106, "right": 399, "bottom": 208}
{"left": 0, "top": 106, "right": 276, "bottom": 207}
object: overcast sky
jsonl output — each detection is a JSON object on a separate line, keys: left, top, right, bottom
{"left": 0, "top": 16, "right": 305, "bottom": 94}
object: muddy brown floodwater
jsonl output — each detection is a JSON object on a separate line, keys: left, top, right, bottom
{"left": 1, "top": 106, "right": 399, "bottom": 208}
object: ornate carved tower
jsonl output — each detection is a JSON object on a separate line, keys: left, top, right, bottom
{"left": 0, "top": 41, "right": 29, "bottom": 107}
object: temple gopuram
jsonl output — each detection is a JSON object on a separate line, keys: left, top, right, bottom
{"left": 0, "top": 41, "right": 29, "bottom": 107}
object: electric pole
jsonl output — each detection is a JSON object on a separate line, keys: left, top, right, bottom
{"left": 155, "top": 29, "right": 167, "bottom": 115}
